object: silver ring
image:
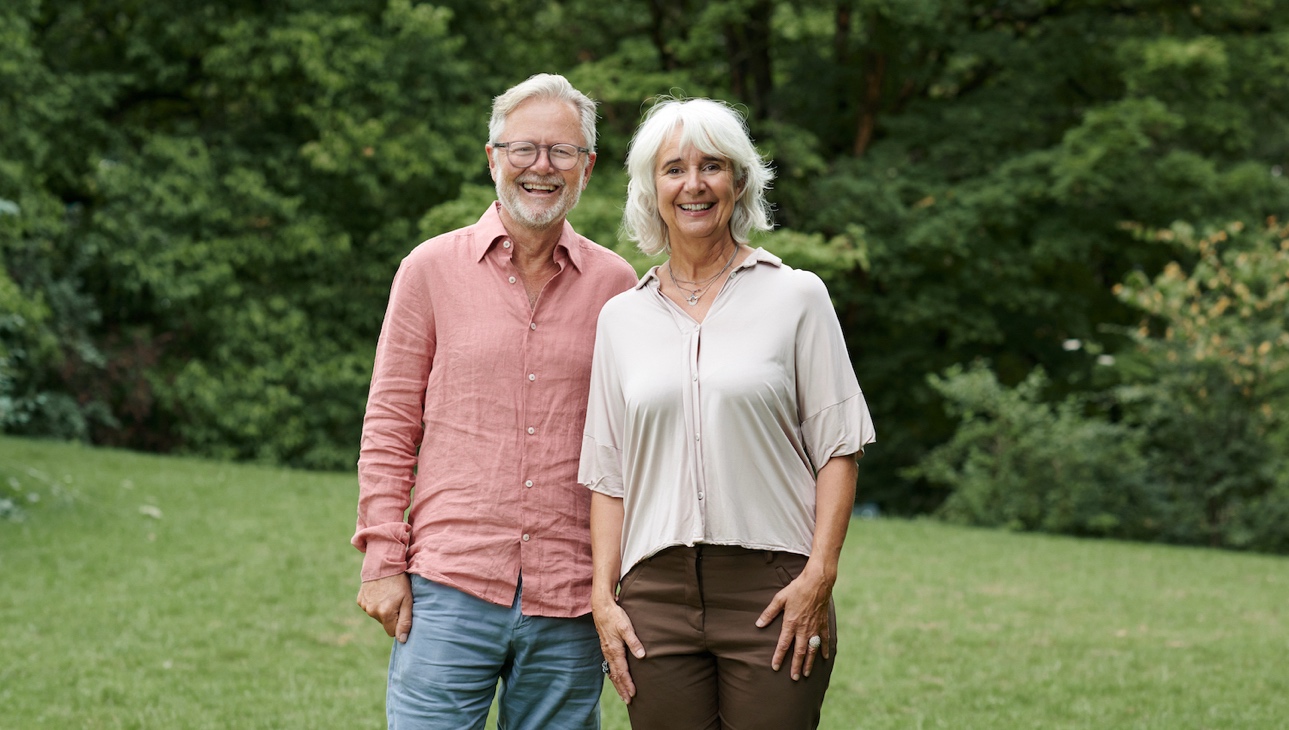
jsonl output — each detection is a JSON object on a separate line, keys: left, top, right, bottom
{"left": 601, "top": 660, "right": 610, "bottom": 674}
{"left": 808, "top": 635, "right": 822, "bottom": 650}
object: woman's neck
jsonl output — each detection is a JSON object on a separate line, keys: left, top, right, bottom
{"left": 667, "top": 236, "right": 739, "bottom": 281}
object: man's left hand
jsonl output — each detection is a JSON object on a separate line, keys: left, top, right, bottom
{"left": 357, "top": 573, "right": 413, "bottom": 643}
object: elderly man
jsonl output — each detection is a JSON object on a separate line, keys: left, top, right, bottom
{"left": 352, "top": 73, "right": 638, "bottom": 729}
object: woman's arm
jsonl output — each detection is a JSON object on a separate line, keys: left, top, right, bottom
{"left": 590, "top": 491, "right": 646, "bottom": 704}
{"left": 756, "top": 453, "right": 859, "bottom": 680}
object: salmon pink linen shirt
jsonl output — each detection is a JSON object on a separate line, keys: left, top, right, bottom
{"left": 353, "top": 203, "right": 638, "bottom": 618}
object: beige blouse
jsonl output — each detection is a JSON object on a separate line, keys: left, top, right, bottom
{"left": 579, "top": 248, "right": 876, "bottom": 577}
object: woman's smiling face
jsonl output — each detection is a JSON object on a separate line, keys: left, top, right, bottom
{"left": 654, "top": 128, "right": 740, "bottom": 248}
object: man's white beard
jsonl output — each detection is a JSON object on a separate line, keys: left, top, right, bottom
{"left": 497, "top": 172, "right": 583, "bottom": 230}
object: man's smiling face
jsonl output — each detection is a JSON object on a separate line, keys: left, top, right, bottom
{"left": 489, "top": 98, "right": 595, "bottom": 231}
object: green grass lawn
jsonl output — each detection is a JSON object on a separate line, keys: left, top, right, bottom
{"left": 1, "top": 435, "right": 1285, "bottom": 729}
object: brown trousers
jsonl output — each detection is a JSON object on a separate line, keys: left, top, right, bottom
{"left": 618, "top": 545, "right": 837, "bottom": 730}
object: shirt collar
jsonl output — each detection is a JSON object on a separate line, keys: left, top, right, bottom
{"left": 635, "top": 246, "right": 780, "bottom": 290}
{"left": 471, "top": 201, "right": 584, "bottom": 272}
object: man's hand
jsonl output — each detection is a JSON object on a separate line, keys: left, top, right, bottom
{"left": 357, "top": 573, "right": 413, "bottom": 643}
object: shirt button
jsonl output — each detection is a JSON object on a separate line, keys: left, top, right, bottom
{"left": 698, "top": 491, "right": 704, "bottom": 500}
{"left": 692, "top": 374, "right": 698, "bottom": 381}
{"left": 530, "top": 322, "right": 537, "bottom": 330}
{"left": 522, "top": 533, "right": 530, "bottom": 541}
{"left": 525, "top": 480, "right": 534, "bottom": 488}
{"left": 503, "top": 240, "right": 512, "bottom": 249}
{"left": 695, "top": 434, "right": 701, "bottom": 441}
{"left": 508, "top": 276, "right": 516, "bottom": 284}
{"left": 528, "top": 373, "right": 536, "bottom": 381}
{"left": 527, "top": 427, "right": 536, "bottom": 435}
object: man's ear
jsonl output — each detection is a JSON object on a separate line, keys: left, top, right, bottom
{"left": 581, "top": 152, "right": 597, "bottom": 190}
{"left": 486, "top": 144, "right": 498, "bottom": 181}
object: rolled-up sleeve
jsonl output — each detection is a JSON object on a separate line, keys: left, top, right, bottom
{"left": 795, "top": 273, "right": 876, "bottom": 470}
{"left": 579, "top": 306, "right": 626, "bottom": 497}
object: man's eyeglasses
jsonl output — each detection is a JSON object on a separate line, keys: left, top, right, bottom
{"left": 492, "top": 142, "right": 590, "bottom": 171}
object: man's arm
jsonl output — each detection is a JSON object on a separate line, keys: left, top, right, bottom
{"left": 353, "top": 253, "right": 437, "bottom": 635}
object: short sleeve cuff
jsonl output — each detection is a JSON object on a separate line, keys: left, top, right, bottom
{"left": 802, "top": 392, "right": 876, "bottom": 470}
{"left": 579, "top": 434, "right": 624, "bottom": 498}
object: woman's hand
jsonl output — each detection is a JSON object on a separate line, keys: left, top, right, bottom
{"left": 593, "top": 598, "right": 646, "bottom": 704}
{"left": 756, "top": 564, "right": 833, "bottom": 680}
{"left": 589, "top": 492, "right": 644, "bottom": 703}
{"left": 757, "top": 452, "right": 857, "bottom": 680}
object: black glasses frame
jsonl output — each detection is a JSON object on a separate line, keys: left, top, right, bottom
{"left": 492, "top": 141, "right": 591, "bottom": 170}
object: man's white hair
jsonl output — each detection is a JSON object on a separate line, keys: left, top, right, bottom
{"left": 488, "top": 73, "right": 598, "bottom": 152}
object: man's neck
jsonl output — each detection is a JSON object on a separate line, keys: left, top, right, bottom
{"left": 498, "top": 206, "right": 565, "bottom": 272}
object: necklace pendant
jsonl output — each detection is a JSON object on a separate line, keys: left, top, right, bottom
{"left": 686, "top": 293, "right": 700, "bottom": 305}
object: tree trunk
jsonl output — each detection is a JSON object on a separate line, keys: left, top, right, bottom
{"left": 853, "top": 49, "right": 886, "bottom": 157}
{"left": 724, "top": 0, "right": 774, "bottom": 119}
{"left": 648, "top": 0, "right": 681, "bottom": 70}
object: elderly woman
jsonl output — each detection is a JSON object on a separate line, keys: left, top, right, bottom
{"left": 579, "top": 97, "right": 875, "bottom": 729}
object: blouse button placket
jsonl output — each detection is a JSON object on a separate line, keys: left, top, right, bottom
{"left": 688, "top": 324, "right": 708, "bottom": 515}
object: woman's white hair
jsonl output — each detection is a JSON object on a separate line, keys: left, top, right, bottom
{"left": 622, "top": 97, "right": 774, "bottom": 256}
{"left": 488, "top": 73, "right": 598, "bottom": 152}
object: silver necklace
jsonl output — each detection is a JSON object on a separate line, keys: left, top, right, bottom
{"left": 667, "top": 244, "right": 738, "bottom": 306}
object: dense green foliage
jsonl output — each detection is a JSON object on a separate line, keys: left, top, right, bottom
{"left": 911, "top": 363, "right": 1156, "bottom": 538}
{"left": 1112, "top": 219, "right": 1289, "bottom": 550}
{"left": 3, "top": 1, "right": 1288, "bottom": 545}
{"left": 918, "top": 220, "right": 1289, "bottom": 551}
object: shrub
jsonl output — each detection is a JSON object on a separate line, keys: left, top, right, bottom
{"left": 920, "top": 219, "right": 1289, "bottom": 553}
{"left": 1111, "top": 219, "right": 1289, "bottom": 548}
{"left": 910, "top": 363, "right": 1155, "bottom": 538}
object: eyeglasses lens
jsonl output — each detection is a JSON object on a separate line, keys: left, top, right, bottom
{"left": 505, "top": 143, "right": 581, "bottom": 171}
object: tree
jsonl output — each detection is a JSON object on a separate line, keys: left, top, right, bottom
{"left": 1, "top": 0, "right": 109, "bottom": 438}
{"left": 779, "top": 0, "right": 1289, "bottom": 507}
{"left": 4, "top": 0, "right": 494, "bottom": 466}
{"left": 913, "top": 218, "right": 1289, "bottom": 553}
{"left": 4, "top": 0, "right": 1287, "bottom": 519}
{"left": 1112, "top": 218, "right": 1289, "bottom": 550}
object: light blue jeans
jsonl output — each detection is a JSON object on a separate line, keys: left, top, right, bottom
{"left": 386, "top": 574, "right": 603, "bottom": 730}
